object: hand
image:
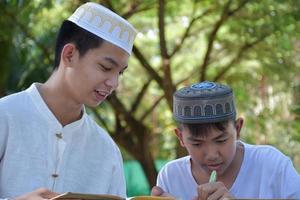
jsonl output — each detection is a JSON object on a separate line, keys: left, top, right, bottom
{"left": 194, "top": 181, "right": 233, "bottom": 200}
{"left": 13, "top": 188, "right": 59, "bottom": 200}
{"left": 150, "top": 186, "right": 173, "bottom": 197}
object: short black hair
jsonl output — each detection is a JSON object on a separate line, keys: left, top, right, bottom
{"left": 178, "top": 120, "right": 235, "bottom": 137}
{"left": 54, "top": 20, "right": 104, "bottom": 69}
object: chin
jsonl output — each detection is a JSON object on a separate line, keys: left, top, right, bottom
{"left": 86, "top": 101, "right": 103, "bottom": 108}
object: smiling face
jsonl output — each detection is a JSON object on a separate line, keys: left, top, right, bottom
{"left": 61, "top": 41, "right": 129, "bottom": 107}
{"left": 175, "top": 119, "right": 243, "bottom": 178}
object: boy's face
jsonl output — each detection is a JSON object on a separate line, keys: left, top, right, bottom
{"left": 175, "top": 119, "right": 243, "bottom": 177}
{"left": 62, "top": 41, "right": 129, "bottom": 107}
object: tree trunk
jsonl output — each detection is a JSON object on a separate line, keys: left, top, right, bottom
{"left": 135, "top": 147, "right": 158, "bottom": 188}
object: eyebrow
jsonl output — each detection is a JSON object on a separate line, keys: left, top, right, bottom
{"left": 187, "top": 132, "right": 228, "bottom": 142}
{"left": 104, "top": 57, "right": 128, "bottom": 69}
{"left": 187, "top": 136, "right": 205, "bottom": 142}
{"left": 213, "top": 132, "right": 228, "bottom": 140}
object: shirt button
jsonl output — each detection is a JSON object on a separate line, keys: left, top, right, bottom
{"left": 52, "top": 173, "right": 59, "bottom": 178}
{"left": 55, "top": 132, "right": 63, "bottom": 139}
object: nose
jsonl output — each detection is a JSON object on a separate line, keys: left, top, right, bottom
{"left": 204, "top": 144, "right": 219, "bottom": 162}
{"left": 105, "top": 74, "right": 119, "bottom": 90}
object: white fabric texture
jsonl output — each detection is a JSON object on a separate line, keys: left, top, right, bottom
{"left": 157, "top": 142, "right": 300, "bottom": 200}
{"left": 0, "top": 83, "right": 126, "bottom": 199}
{"left": 68, "top": 2, "right": 137, "bottom": 55}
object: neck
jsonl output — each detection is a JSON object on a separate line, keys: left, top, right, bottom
{"left": 38, "top": 72, "right": 83, "bottom": 126}
{"left": 218, "top": 142, "right": 244, "bottom": 188}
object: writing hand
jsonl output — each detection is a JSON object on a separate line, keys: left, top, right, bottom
{"left": 150, "top": 186, "right": 173, "bottom": 198}
{"left": 195, "top": 181, "right": 233, "bottom": 200}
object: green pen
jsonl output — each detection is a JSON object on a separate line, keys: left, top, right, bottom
{"left": 209, "top": 170, "right": 217, "bottom": 183}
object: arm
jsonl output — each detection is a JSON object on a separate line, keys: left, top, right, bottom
{"left": 151, "top": 169, "right": 174, "bottom": 198}
{"left": 108, "top": 145, "right": 127, "bottom": 198}
{"left": 0, "top": 107, "right": 58, "bottom": 200}
{"left": 0, "top": 108, "right": 9, "bottom": 200}
{"left": 280, "top": 158, "right": 300, "bottom": 198}
{"left": 0, "top": 107, "right": 9, "bottom": 162}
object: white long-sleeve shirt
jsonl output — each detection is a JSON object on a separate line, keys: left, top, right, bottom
{"left": 0, "top": 83, "right": 126, "bottom": 199}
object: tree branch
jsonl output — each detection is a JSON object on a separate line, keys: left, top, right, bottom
{"left": 141, "top": 66, "right": 203, "bottom": 121}
{"left": 101, "top": 0, "right": 155, "bottom": 19}
{"left": 214, "top": 34, "right": 270, "bottom": 82}
{"left": 158, "top": 0, "right": 169, "bottom": 59}
{"left": 132, "top": 45, "right": 164, "bottom": 88}
{"left": 200, "top": 0, "right": 233, "bottom": 81}
{"left": 158, "top": 0, "right": 176, "bottom": 110}
{"left": 141, "top": 66, "right": 202, "bottom": 122}
{"left": 130, "top": 79, "right": 152, "bottom": 113}
{"left": 123, "top": 2, "right": 156, "bottom": 19}
{"left": 141, "top": 95, "right": 164, "bottom": 122}
{"left": 228, "top": 0, "right": 250, "bottom": 16}
{"left": 170, "top": 7, "right": 213, "bottom": 58}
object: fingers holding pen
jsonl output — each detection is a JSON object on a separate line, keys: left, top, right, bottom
{"left": 197, "top": 181, "right": 220, "bottom": 200}
{"left": 197, "top": 181, "right": 232, "bottom": 200}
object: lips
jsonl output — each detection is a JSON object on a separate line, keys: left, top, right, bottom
{"left": 95, "top": 89, "right": 110, "bottom": 96}
{"left": 206, "top": 163, "right": 222, "bottom": 171}
{"left": 94, "top": 89, "right": 110, "bottom": 102}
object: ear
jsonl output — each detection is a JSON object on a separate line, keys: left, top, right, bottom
{"left": 174, "top": 128, "right": 185, "bottom": 147}
{"left": 235, "top": 117, "right": 244, "bottom": 140}
{"left": 60, "top": 43, "right": 77, "bottom": 67}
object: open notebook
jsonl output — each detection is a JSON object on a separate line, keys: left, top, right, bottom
{"left": 51, "top": 192, "right": 176, "bottom": 200}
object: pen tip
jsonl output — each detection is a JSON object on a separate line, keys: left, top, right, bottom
{"left": 209, "top": 170, "right": 217, "bottom": 183}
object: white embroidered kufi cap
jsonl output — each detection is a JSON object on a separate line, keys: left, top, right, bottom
{"left": 68, "top": 2, "right": 137, "bottom": 55}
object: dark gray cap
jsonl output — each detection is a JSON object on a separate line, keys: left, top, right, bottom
{"left": 173, "top": 81, "right": 236, "bottom": 124}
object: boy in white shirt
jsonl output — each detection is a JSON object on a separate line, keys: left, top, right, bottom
{"left": 152, "top": 81, "right": 300, "bottom": 200}
{"left": 0, "top": 2, "right": 137, "bottom": 200}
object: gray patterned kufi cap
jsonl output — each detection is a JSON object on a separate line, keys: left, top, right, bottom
{"left": 173, "top": 81, "right": 236, "bottom": 124}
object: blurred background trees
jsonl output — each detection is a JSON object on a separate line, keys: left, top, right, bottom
{"left": 1, "top": 0, "right": 300, "bottom": 195}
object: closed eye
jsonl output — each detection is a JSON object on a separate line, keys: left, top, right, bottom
{"left": 190, "top": 142, "right": 202, "bottom": 147}
{"left": 119, "top": 67, "right": 128, "bottom": 75}
{"left": 216, "top": 139, "right": 227, "bottom": 144}
{"left": 98, "top": 64, "right": 111, "bottom": 72}
{"left": 119, "top": 70, "right": 125, "bottom": 75}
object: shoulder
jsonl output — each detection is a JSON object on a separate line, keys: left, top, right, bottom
{"left": 243, "top": 142, "right": 290, "bottom": 169}
{"left": 159, "top": 156, "right": 190, "bottom": 174}
{"left": 240, "top": 142, "right": 300, "bottom": 197}
{"left": 0, "top": 90, "right": 28, "bottom": 107}
{"left": 0, "top": 84, "right": 39, "bottom": 111}
{"left": 0, "top": 90, "right": 29, "bottom": 116}
{"left": 157, "top": 156, "right": 195, "bottom": 193}
{"left": 244, "top": 142, "right": 287, "bottom": 159}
